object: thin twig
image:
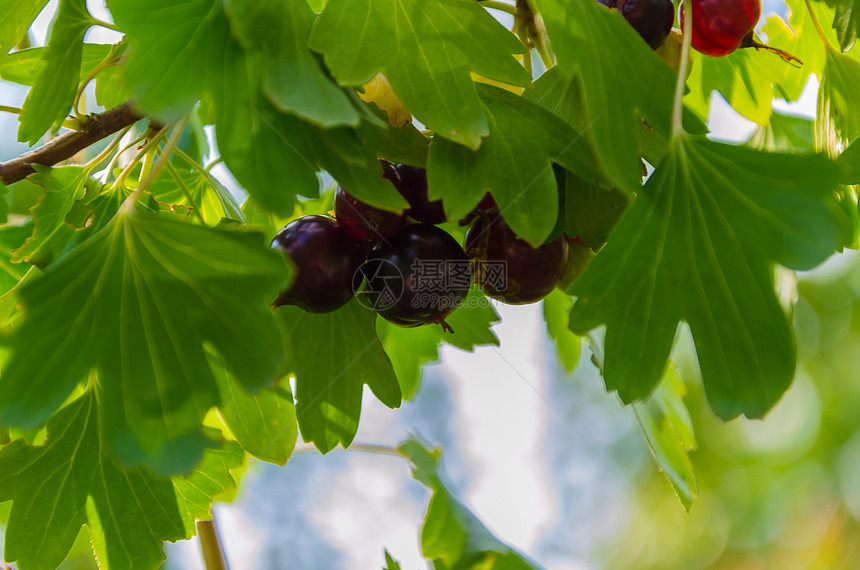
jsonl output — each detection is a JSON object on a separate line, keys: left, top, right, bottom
{"left": 0, "top": 101, "right": 144, "bottom": 185}
{"left": 197, "top": 519, "right": 230, "bottom": 570}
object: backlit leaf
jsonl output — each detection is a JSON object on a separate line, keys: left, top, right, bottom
{"left": 570, "top": 135, "right": 842, "bottom": 419}
{"left": 0, "top": 210, "right": 290, "bottom": 474}
{"left": 309, "top": 0, "right": 530, "bottom": 149}
{"left": 278, "top": 299, "right": 401, "bottom": 453}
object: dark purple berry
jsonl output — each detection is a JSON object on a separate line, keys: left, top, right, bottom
{"left": 271, "top": 215, "right": 365, "bottom": 313}
{"left": 466, "top": 209, "right": 568, "bottom": 304}
{"left": 395, "top": 164, "right": 447, "bottom": 224}
{"left": 361, "top": 224, "right": 469, "bottom": 327}
{"left": 598, "top": 0, "right": 674, "bottom": 49}
{"left": 334, "top": 162, "right": 408, "bottom": 243}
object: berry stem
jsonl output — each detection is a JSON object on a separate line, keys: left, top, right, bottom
{"left": 671, "top": 0, "right": 694, "bottom": 140}
{"left": 803, "top": 0, "right": 838, "bottom": 54}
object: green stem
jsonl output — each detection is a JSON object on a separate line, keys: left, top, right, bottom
{"left": 83, "top": 126, "right": 132, "bottom": 172}
{"left": 110, "top": 127, "right": 167, "bottom": 192}
{"left": 671, "top": 0, "right": 694, "bottom": 139}
{"left": 164, "top": 159, "right": 207, "bottom": 225}
{"left": 0, "top": 105, "right": 22, "bottom": 116}
{"left": 74, "top": 49, "right": 122, "bottom": 117}
{"left": 478, "top": 0, "right": 517, "bottom": 16}
{"left": 123, "top": 116, "right": 187, "bottom": 209}
{"left": 89, "top": 18, "right": 120, "bottom": 32}
{"left": 804, "top": 0, "right": 837, "bottom": 54}
{"left": 100, "top": 131, "right": 147, "bottom": 184}
{"left": 205, "top": 157, "right": 224, "bottom": 171}
{"left": 197, "top": 519, "right": 230, "bottom": 570}
{"left": 292, "top": 442, "right": 405, "bottom": 458}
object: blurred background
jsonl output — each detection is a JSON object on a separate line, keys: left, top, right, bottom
{"left": 2, "top": 0, "right": 860, "bottom": 569}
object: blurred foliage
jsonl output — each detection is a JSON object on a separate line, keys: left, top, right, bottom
{"left": 599, "top": 253, "right": 860, "bottom": 569}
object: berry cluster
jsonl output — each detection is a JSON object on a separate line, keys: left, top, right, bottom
{"left": 271, "top": 162, "right": 583, "bottom": 330}
{"left": 601, "top": 0, "right": 798, "bottom": 62}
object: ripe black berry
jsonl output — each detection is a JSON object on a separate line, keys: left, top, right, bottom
{"left": 598, "top": 0, "right": 674, "bottom": 49}
{"left": 361, "top": 224, "right": 469, "bottom": 327}
{"left": 395, "top": 164, "right": 447, "bottom": 224}
{"left": 271, "top": 215, "right": 365, "bottom": 313}
{"left": 334, "top": 162, "right": 408, "bottom": 243}
{"left": 466, "top": 209, "right": 568, "bottom": 304}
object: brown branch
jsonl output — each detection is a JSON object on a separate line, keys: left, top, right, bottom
{"left": 0, "top": 101, "right": 144, "bottom": 185}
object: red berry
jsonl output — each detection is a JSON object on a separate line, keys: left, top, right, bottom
{"left": 271, "top": 215, "right": 365, "bottom": 313}
{"left": 680, "top": 0, "right": 761, "bottom": 57}
{"left": 465, "top": 209, "right": 568, "bottom": 305}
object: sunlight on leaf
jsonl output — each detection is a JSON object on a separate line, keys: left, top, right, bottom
{"left": 278, "top": 299, "right": 401, "bottom": 453}
{"left": 309, "top": 0, "right": 530, "bottom": 149}
{"left": 0, "top": 210, "right": 290, "bottom": 474}
{"left": 570, "top": 134, "right": 842, "bottom": 419}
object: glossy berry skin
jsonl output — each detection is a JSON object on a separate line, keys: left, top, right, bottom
{"left": 466, "top": 210, "right": 568, "bottom": 305}
{"left": 363, "top": 224, "right": 469, "bottom": 327}
{"left": 680, "top": 0, "right": 760, "bottom": 56}
{"left": 334, "top": 162, "right": 407, "bottom": 243}
{"left": 271, "top": 215, "right": 365, "bottom": 313}
{"left": 395, "top": 164, "right": 447, "bottom": 224}
{"left": 599, "top": 0, "right": 674, "bottom": 49}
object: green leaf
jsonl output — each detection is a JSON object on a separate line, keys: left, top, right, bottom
{"left": 400, "top": 437, "right": 538, "bottom": 569}
{"left": 278, "top": 299, "right": 401, "bottom": 453}
{"left": 745, "top": 111, "right": 816, "bottom": 153}
{"left": 569, "top": 135, "right": 842, "bottom": 419}
{"left": 213, "top": 360, "right": 297, "bottom": 465}
{"left": 633, "top": 365, "right": 698, "bottom": 511}
{"left": 428, "top": 84, "right": 604, "bottom": 246}
{"left": 0, "top": 393, "right": 186, "bottom": 570}
{"left": 379, "top": 288, "right": 500, "bottom": 399}
{"left": 383, "top": 549, "right": 402, "bottom": 570}
{"left": 225, "top": 0, "right": 359, "bottom": 127}
{"left": 684, "top": 45, "right": 781, "bottom": 127}
{"left": 172, "top": 437, "right": 245, "bottom": 520}
{"left": 108, "top": 0, "right": 231, "bottom": 120}
{"left": 534, "top": 0, "right": 676, "bottom": 192}
{"left": 819, "top": 48, "right": 860, "bottom": 142}
{"left": 838, "top": 136, "right": 860, "bottom": 183}
{"left": 149, "top": 161, "right": 244, "bottom": 225}
{"left": 213, "top": 42, "right": 407, "bottom": 217}
{"left": 12, "top": 165, "right": 97, "bottom": 267}
{"left": 0, "top": 0, "right": 49, "bottom": 53}
{"left": 0, "top": 210, "right": 290, "bottom": 474}
{"left": 817, "top": 0, "right": 860, "bottom": 51}
{"left": 762, "top": 8, "right": 826, "bottom": 103}
{"left": 357, "top": 121, "right": 430, "bottom": 168}
{"left": 555, "top": 166, "right": 629, "bottom": 250}
{"left": 309, "top": 0, "right": 530, "bottom": 149}
{"left": 543, "top": 289, "right": 581, "bottom": 372}
{"left": 17, "top": 0, "right": 93, "bottom": 144}
{"left": 0, "top": 222, "right": 32, "bottom": 295}
{"left": 0, "top": 42, "right": 111, "bottom": 86}
{"left": 0, "top": 391, "right": 244, "bottom": 570}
